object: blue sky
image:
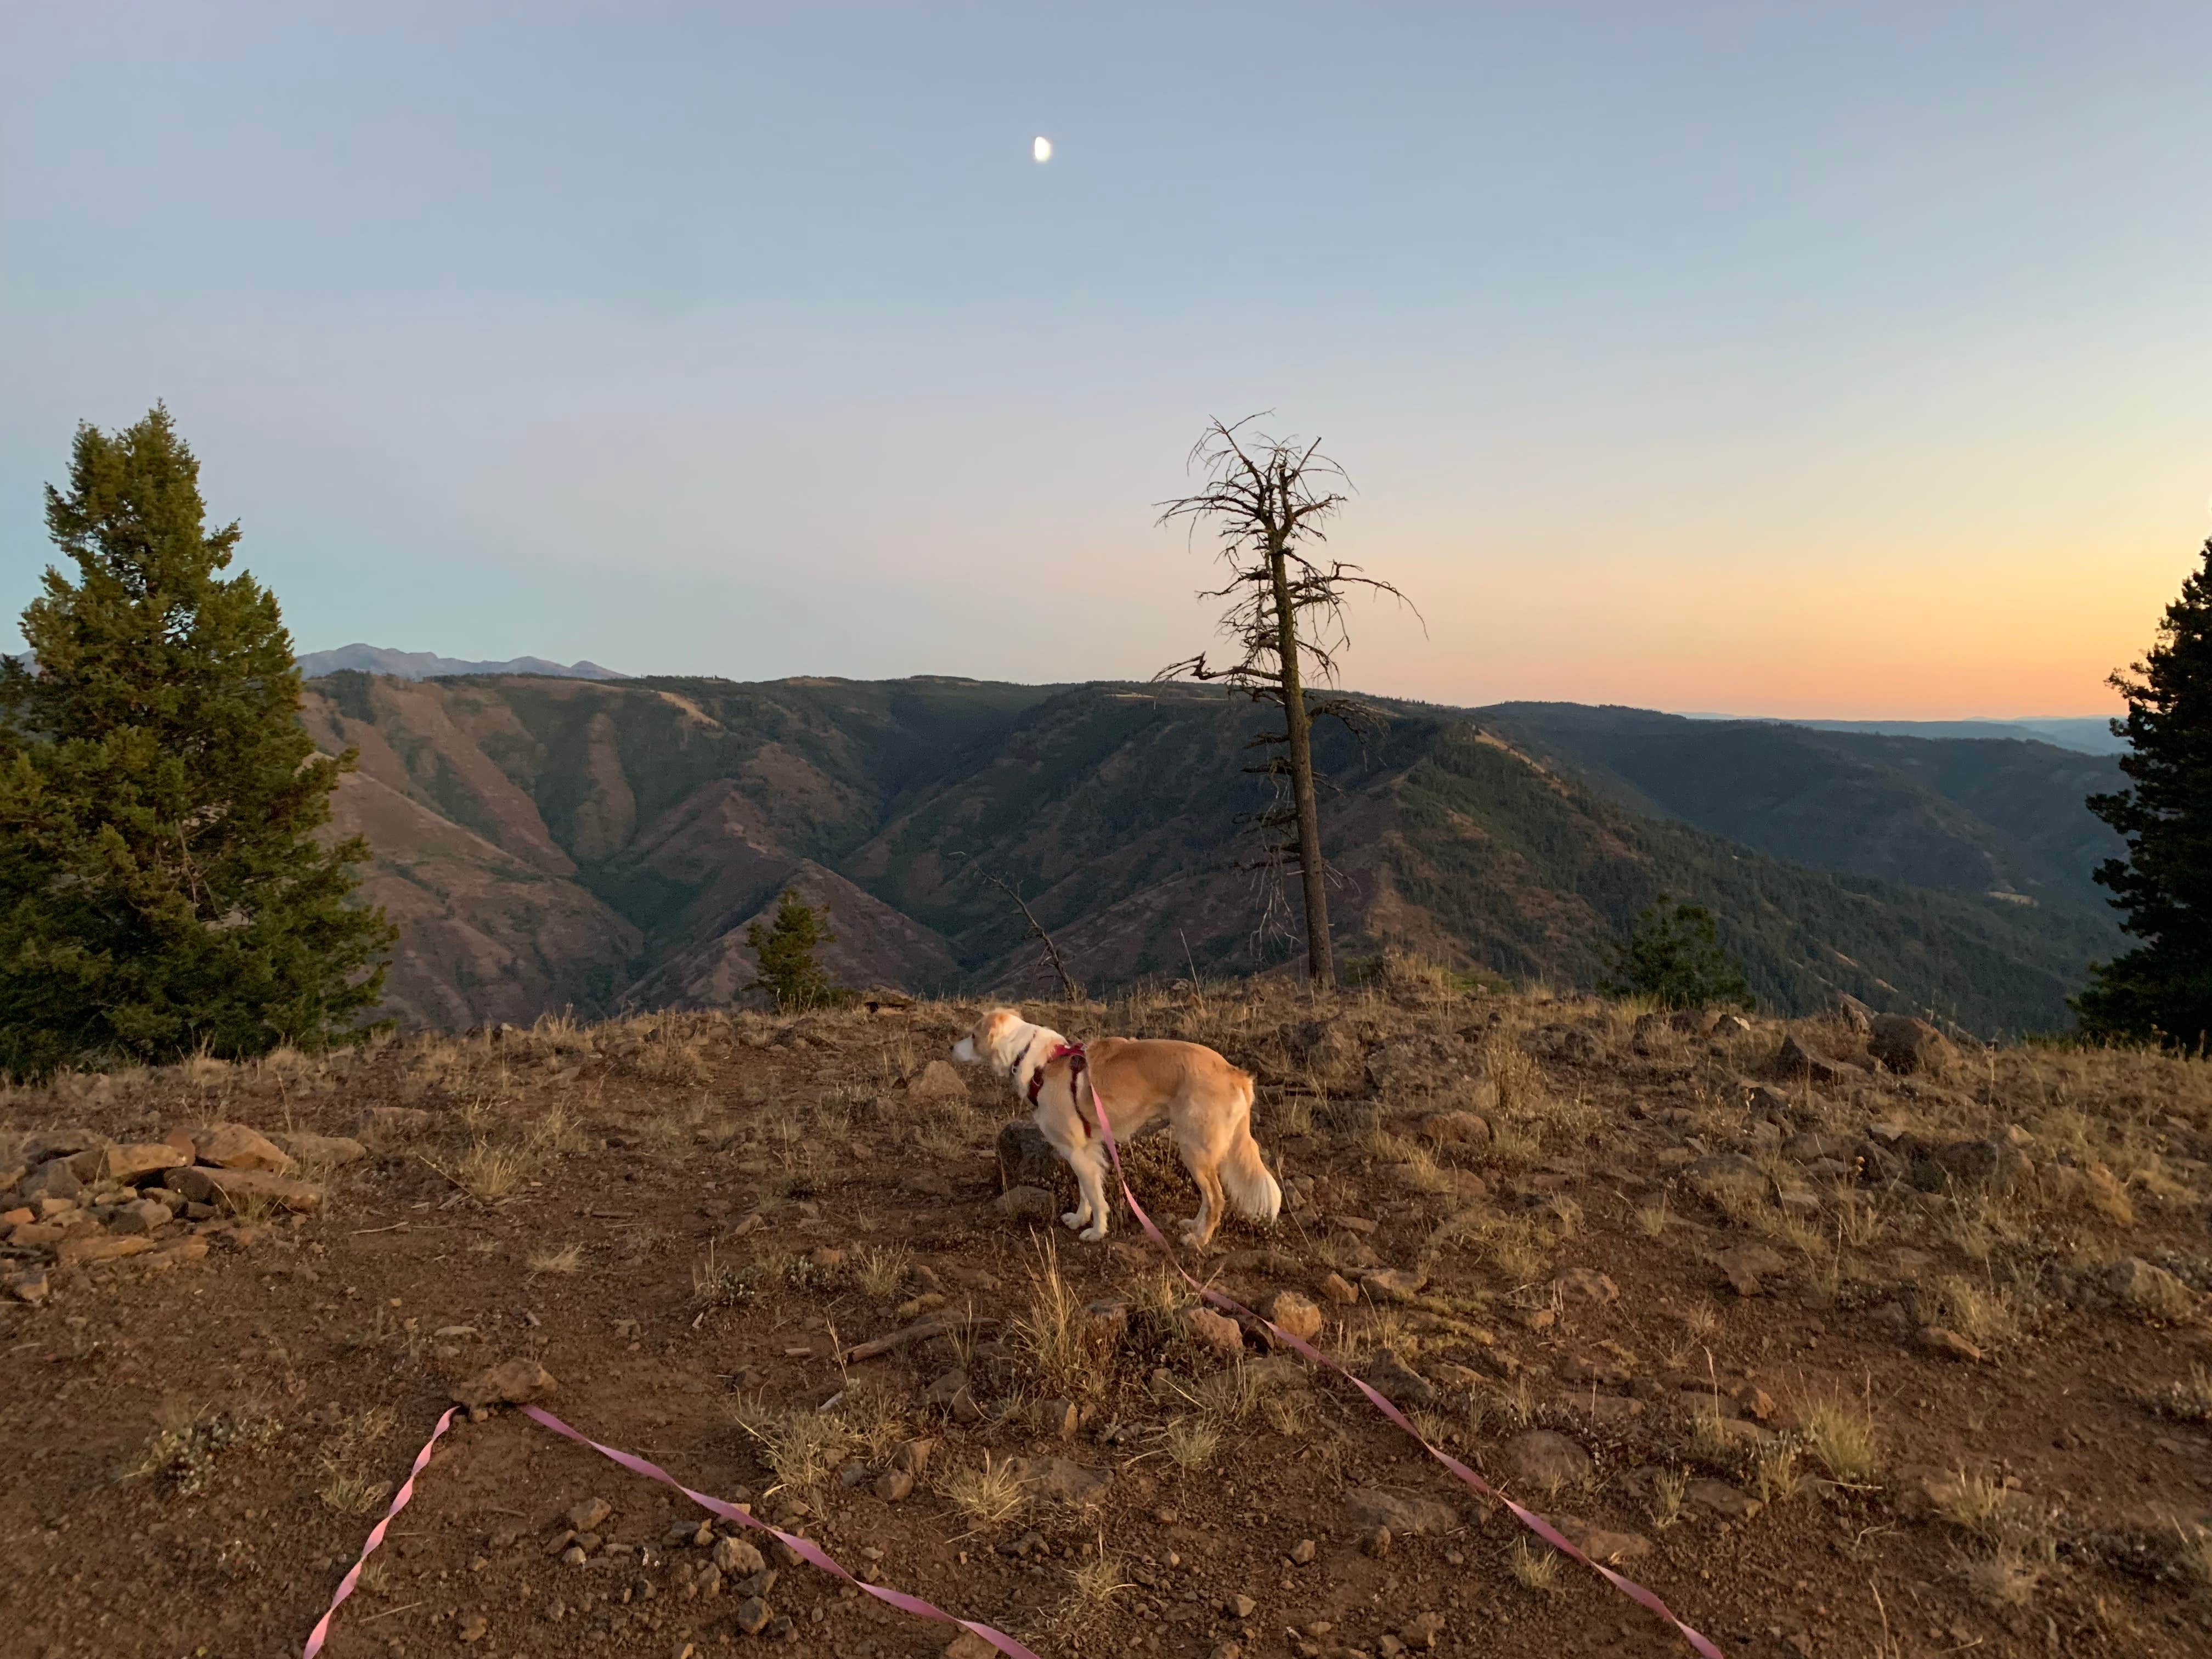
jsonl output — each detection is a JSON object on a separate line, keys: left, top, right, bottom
{"left": 4, "top": 2, "right": 2208, "bottom": 714}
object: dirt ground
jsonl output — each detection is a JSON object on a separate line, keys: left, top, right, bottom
{"left": 5, "top": 973, "right": 2212, "bottom": 1659}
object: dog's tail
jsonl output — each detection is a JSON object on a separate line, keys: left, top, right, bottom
{"left": 1221, "top": 1074, "right": 1282, "bottom": 1221}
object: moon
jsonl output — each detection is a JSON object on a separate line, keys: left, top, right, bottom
{"left": 1032, "top": 136, "right": 1052, "bottom": 163}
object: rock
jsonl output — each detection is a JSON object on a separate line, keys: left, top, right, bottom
{"left": 1226, "top": 1595, "right": 1257, "bottom": 1619}
{"left": 1319, "top": 1271, "right": 1359, "bottom": 1305}
{"left": 454, "top": 1358, "right": 557, "bottom": 1407}
{"left": 1713, "top": 1243, "right": 1790, "bottom": 1297}
{"left": 1361, "top": 1525, "right": 1392, "bottom": 1558}
{"left": 91, "top": 1143, "right": 190, "bottom": 1184}
{"left": 1288, "top": 1539, "right": 1317, "bottom": 1565}
{"left": 272, "top": 1131, "right": 368, "bottom": 1167}
{"left": 1363, "top": 1348, "right": 1435, "bottom": 1409}
{"left": 1419, "top": 1111, "right": 1491, "bottom": 1146}
{"left": 1359, "top": 1267, "right": 1427, "bottom": 1303}
{"left": 458, "top": 1615, "right": 489, "bottom": 1643}
{"left": 1906, "top": 1137, "right": 2032, "bottom": 1195}
{"left": 925, "top": 1370, "right": 981, "bottom": 1421}
{"left": 994, "top": 1185, "right": 1058, "bottom": 1223}
{"left": 161, "top": 1165, "right": 322, "bottom": 1212}
{"left": 1366, "top": 1033, "right": 1489, "bottom": 1097}
{"left": 1005, "top": 1455, "right": 1111, "bottom": 1504}
{"left": 1551, "top": 1268, "right": 1618, "bottom": 1304}
{"left": 1400, "top": 1613, "right": 1446, "bottom": 1650}
{"left": 892, "top": 1437, "right": 936, "bottom": 1476}
{"left": 108, "top": 1199, "right": 173, "bottom": 1235}
{"left": 1773, "top": 1034, "right": 1863, "bottom": 1084}
{"left": 1833, "top": 994, "right": 1876, "bottom": 1034}
{"left": 1519, "top": 1024, "right": 1601, "bottom": 1064}
{"left": 910, "top": 1060, "right": 970, "bottom": 1104}
{"left": 5, "top": 1268, "right": 49, "bottom": 1304}
{"left": 1036, "top": 1397, "right": 1080, "bottom": 1437}
{"left": 1685, "top": 1479, "right": 1760, "bottom": 1520}
{"left": 195, "top": 1124, "right": 294, "bottom": 1173}
{"left": 1574, "top": 1395, "right": 1647, "bottom": 1426}
{"left": 1498, "top": 1430, "right": 1592, "bottom": 1492}
{"left": 559, "top": 1544, "right": 588, "bottom": 1567}
{"left": 1868, "top": 1014, "right": 1955, "bottom": 1076}
{"left": 994, "top": 1121, "right": 1066, "bottom": 1192}
{"left": 946, "top": 1632, "right": 1000, "bottom": 1659}
{"left": 874, "top": 1470, "right": 915, "bottom": 1501}
{"left": 733, "top": 1595, "right": 772, "bottom": 1635}
{"left": 1551, "top": 1515, "right": 1652, "bottom": 1563}
{"left": 713, "top": 1536, "right": 765, "bottom": 1576}
{"left": 2104, "top": 1256, "right": 2192, "bottom": 1314}
{"left": 55, "top": 1235, "right": 156, "bottom": 1267}
{"left": 568, "top": 1497, "right": 613, "bottom": 1531}
{"left": 1712, "top": 1014, "right": 1754, "bottom": 1038}
{"left": 18, "top": 1160, "right": 83, "bottom": 1205}
{"left": 1263, "top": 1290, "right": 1323, "bottom": 1344}
{"left": 1917, "top": 1325, "right": 1984, "bottom": 1362}
{"left": 1684, "top": 1154, "right": 1768, "bottom": 1203}
{"left": 1344, "top": 1489, "right": 1458, "bottom": 1536}
{"left": 21, "top": 1128, "right": 104, "bottom": 1165}
{"left": 1185, "top": 1307, "right": 1247, "bottom": 1359}
{"left": 1782, "top": 1131, "right": 1852, "bottom": 1163}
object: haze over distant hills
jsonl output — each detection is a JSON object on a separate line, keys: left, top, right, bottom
{"left": 1680, "top": 712, "right": 2123, "bottom": 754}
{"left": 296, "top": 668, "right": 2125, "bottom": 1037}
{"left": 295, "top": 644, "right": 627, "bottom": 681}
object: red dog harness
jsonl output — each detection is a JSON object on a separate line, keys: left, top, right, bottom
{"left": 1024, "top": 1041, "right": 1092, "bottom": 1137}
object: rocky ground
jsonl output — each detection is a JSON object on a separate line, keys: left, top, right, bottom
{"left": 4, "top": 971, "right": 2212, "bottom": 1659}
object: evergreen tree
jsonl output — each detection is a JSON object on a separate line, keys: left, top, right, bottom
{"left": 0, "top": 407, "right": 392, "bottom": 1077}
{"left": 745, "top": 889, "right": 845, "bottom": 1010}
{"left": 1601, "top": 895, "right": 1753, "bottom": 1011}
{"left": 2076, "top": 539, "right": 2212, "bottom": 1048}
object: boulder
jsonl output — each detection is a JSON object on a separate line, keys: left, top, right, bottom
{"left": 1833, "top": 994, "right": 1876, "bottom": 1035}
{"left": 1363, "top": 1348, "right": 1435, "bottom": 1408}
{"left": 1868, "top": 1014, "right": 1956, "bottom": 1076}
{"left": 17, "top": 1160, "right": 83, "bottom": 1205}
{"left": 162, "top": 1165, "right": 323, "bottom": 1213}
{"left": 195, "top": 1124, "right": 294, "bottom": 1173}
{"left": 20, "top": 1128, "right": 104, "bottom": 1165}
{"left": 909, "top": 1060, "right": 970, "bottom": 1104}
{"left": 1184, "top": 1307, "right": 1247, "bottom": 1360}
{"left": 1344, "top": 1489, "right": 1458, "bottom": 1536}
{"left": 453, "top": 1358, "right": 557, "bottom": 1407}
{"left": 1498, "top": 1430, "right": 1592, "bottom": 1492}
{"left": 995, "top": 1122, "right": 1068, "bottom": 1194}
{"left": 89, "top": 1143, "right": 189, "bottom": 1184}
{"left": 108, "top": 1199, "right": 173, "bottom": 1235}
{"left": 1773, "top": 1034, "right": 1863, "bottom": 1084}
{"left": 2104, "top": 1256, "right": 2193, "bottom": 1316}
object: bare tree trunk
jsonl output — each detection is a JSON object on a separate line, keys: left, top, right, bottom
{"left": 1269, "top": 540, "right": 1334, "bottom": 989}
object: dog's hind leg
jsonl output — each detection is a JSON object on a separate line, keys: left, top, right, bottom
{"left": 1069, "top": 1138, "right": 1113, "bottom": 1242}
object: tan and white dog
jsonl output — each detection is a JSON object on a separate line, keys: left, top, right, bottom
{"left": 951, "top": 1007, "right": 1281, "bottom": 1249}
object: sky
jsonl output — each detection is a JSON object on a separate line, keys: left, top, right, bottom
{"left": 4, "top": 2, "right": 2208, "bottom": 718}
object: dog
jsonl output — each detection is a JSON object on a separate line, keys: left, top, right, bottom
{"left": 951, "top": 1006, "right": 1282, "bottom": 1249}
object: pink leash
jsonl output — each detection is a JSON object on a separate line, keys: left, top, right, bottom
{"left": 302, "top": 1406, "right": 1041, "bottom": 1659}
{"left": 1078, "top": 1055, "right": 1727, "bottom": 1659}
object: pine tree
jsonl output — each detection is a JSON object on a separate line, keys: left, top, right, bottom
{"left": 2076, "top": 539, "right": 2212, "bottom": 1048}
{"left": 1601, "top": 895, "right": 1754, "bottom": 1011}
{"left": 745, "top": 889, "right": 844, "bottom": 1010}
{"left": 0, "top": 407, "right": 392, "bottom": 1078}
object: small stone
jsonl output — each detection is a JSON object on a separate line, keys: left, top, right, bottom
{"left": 561, "top": 1545, "right": 589, "bottom": 1567}
{"left": 910, "top": 1059, "right": 969, "bottom": 1103}
{"left": 1360, "top": 1267, "right": 1427, "bottom": 1302}
{"left": 924, "top": 1370, "right": 981, "bottom": 1423}
{"left": 1498, "top": 1430, "right": 1592, "bottom": 1493}
{"left": 1212, "top": 1644, "right": 1243, "bottom": 1659}
{"left": 713, "top": 1536, "right": 766, "bottom": 1577}
{"left": 1917, "top": 1325, "right": 1984, "bottom": 1362}
{"left": 1551, "top": 1515, "right": 1652, "bottom": 1563}
{"left": 1185, "top": 1306, "right": 1247, "bottom": 1359}
{"left": 1003, "top": 1455, "right": 1111, "bottom": 1504}
{"left": 2105, "top": 1256, "right": 2193, "bottom": 1315}
{"left": 567, "top": 1497, "right": 612, "bottom": 1531}
{"left": 1318, "top": 1272, "right": 1359, "bottom": 1305}
{"left": 891, "top": 1436, "right": 937, "bottom": 1475}
{"left": 55, "top": 1235, "right": 156, "bottom": 1267}
{"left": 18, "top": 1160, "right": 83, "bottom": 1205}
{"left": 1685, "top": 1154, "right": 1768, "bottom": 1202}
{"left": 1079, "top": 1298, "right": 1130, "bottom": 1350}
{"left": 1288, "top": 1538, "right": 1317, "bottom": 1565}
{"left": 458, "top": 1615, "right": 489, "bottom": 1643}
{"left": 109, "top": 1198, "right": 172, "bottom": 1235}
{"left": 1263, "top": 1290, "right": 1324, "bottom": 1344}
{"left": 1685, "top": 1479, "right": 1760, "bottom": 1521}
{"left": 162, "top": 1164, "right": 321, "bottom": 1212}
{"left": 454, "top": 1358, "right": 558, "bottom": 1408}
{"left": 1714, "top": 1244, "right": 1790, "bottom": 1297}
{"left": 874, "top": 1470, "right": 915, "bottom": 1502}
{"left": 1551, "top": 1267, "right": 1618, "bottom": 1304}
{"left": 945, "top": 1632, "right": 999, "bottom": 1659}
{"left": 1361, "top": 1526, "right": 1391, "bottom": 1558}
{"left": 1227, "top": 1595, "right": 1257, "bottom": 1619}
{"left": 6, "top": 1268, "right": 49, "bottom": 1304}
{"left": 272, "top": 1131, "right": 369, "bottom": 1167}
{"left": 1400, "top": 1613, "right": 1446, "bottom": 1651}
{"left": 94, "top": 1143, "right": 190, "bottom": 1184}
{"left": 732, "top": 1595, "right": 772, "bottom": 1635}
{"left": 1419, "top": 1110, "right": 1491, "bottom": 1146}
{"left": 1363, "top": 1348, "right": 1435, "bottom": 1408}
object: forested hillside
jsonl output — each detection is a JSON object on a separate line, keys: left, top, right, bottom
{"left": 301, "top": 673, "right": 2120, "bottom": 1034}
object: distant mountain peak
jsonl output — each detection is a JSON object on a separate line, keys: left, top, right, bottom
{"left": 296, "top": 644, "right": 627, "bottom": 681}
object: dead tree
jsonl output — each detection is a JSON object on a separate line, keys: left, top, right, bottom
{"left": 982, "top": 872, "right": 1082, "bottom": 1002}
{"left": 1155, "top": 416, "right": 1415, "bottom": 990}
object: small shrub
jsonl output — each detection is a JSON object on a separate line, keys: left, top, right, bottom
{"left": 1507, "top": 1536, "right": 1560, "bottom": 1594}
{"left": 528, "top": 1243, "right": 584, "bottom": 1276}
{"left": 1801, "top": 1396, "right": 1882, "bottom": 1483}
{"left": 944, "top": 1455, "right": 1028, "bottom": 1530}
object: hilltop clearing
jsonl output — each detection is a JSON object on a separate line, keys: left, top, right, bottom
{"left": 4, "top": 976, "right": 2210, "bottom": 1658}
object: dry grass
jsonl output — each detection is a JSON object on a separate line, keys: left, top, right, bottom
{"left": 2147, "top": 1365, "right": 2212, "bottom": 1423}
{"left": 1062, "top": 1543, "right": 1132, "bottom": 1616}
{"left": 731, "top": 1398, "right": 850, "bottom": 1495}
{"left": 527, "top": 1243, "right": 583, "bottom": 1276}
{"left": 943, "top": 1454, "right": 1028, "bottom": 1530}
{"left": 1507, "top": 1536, "right": 1560, "bottom": 1594}
{"left": 316, "top": 1406, "right": 398, "bottom": 1514}
{"left": 1801, "top": 1395, "right": 1882, "bottom": 1484}
{"left": 1159, "top": 1417, "right": 1220, "bottom": 1470}
{"left": 1649, "top": 1468, "right": 1688, "bottom": 1531}
{"left": 1920, "top": 1274, "right": 2023, "bottom": 1347}
{"left": 1013, "top": 1237, "right": 1099, "bottom": 1400}
{"left": 127, "top": 1404, "right": 279, "bottom": 1497}
{"left": 430, "top": 1138, "right": 530, "bottom": 1204}
{"left": 854, "top": 1244, "right": 911, "bottom": 1301}
{"left": 691, "top": 1244, "right": 755, "bottom": 1310}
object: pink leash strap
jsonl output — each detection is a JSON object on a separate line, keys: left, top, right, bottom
{"left": 302, "top": 1406, "right": 458, "bottom": 1658}
{"left": 1080, "top": 1065, "right": 1727, "bottom": 1659}
{"left": 518, "top": 1406, "right": 1043, "bottom": 1659}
